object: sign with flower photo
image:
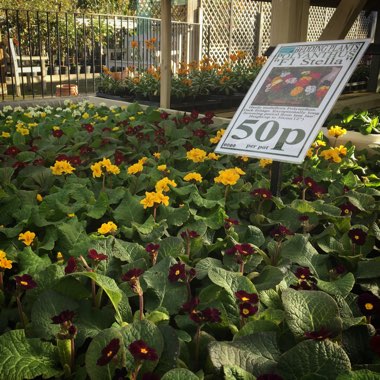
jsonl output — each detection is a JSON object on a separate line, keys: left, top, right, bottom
{"left": 215, "top": 39, "right": 370, "bottom": 164}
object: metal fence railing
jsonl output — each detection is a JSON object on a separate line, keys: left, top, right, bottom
{"left": 0, "top": 9, "right": 205, "bottom": 101}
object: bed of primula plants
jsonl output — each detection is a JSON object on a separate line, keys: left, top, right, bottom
{"left": 0, "top": 100, "right": 380, "bottom": 380}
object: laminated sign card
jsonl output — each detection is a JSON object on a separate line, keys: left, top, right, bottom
{"left": 215, "top": 39, "right": 371, "bottom": 164}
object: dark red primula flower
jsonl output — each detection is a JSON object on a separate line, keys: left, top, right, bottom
{"left": 251, "top": 188, "right": 273, "bottom": 200}
{"left": 121, "top": 268, "right": 144, "bottom": 282}
{"left": 190, "top": 110, "right": 199, "bottom": 120}
{"left": 51, "top": 310, "right": 75, "bottom": 324}
{"left": 64, "top": 257, "right": 78, "bottom": 274}
{"left": 180, "top": 229, "right": 199, "bottom": 239}
{"left": 299, "top": 215, "right": 309, "bottom": 222}
{"left": 128, "top": 340, "right": 158, "bottom": 361}
{"left": 160, "top": 111, "right": 169, "bottom": 120}
{"left": 146, "top": 243, "right": 160, "bottom": 253}
{"left": 83, "top": 123, "right": 94, "bottom": 133}
{"left": 96, "top": 338, "right": 120, "bottom": 366}
{"left": 224, "top": 217, "right": 239, "bottom": 229}
{"left": 239, "top": 302, "right": 258, "bottom": 318}
{"left": 56, "top": 154, "right": 69, "bottom": 162}
{"left": 68, "top": 156, "right": 82, "bottom": 166}
{"left": 168, "top": 263, "right": 187, "bottom": 282}
{"left": 15, "top": 274, "right": 37, "bottom": 290}
{"left": 235, "top": 243, "right": 255, "bottom": 256}
{"left": 339, "top": 202, "right": 357, "bottom": 216}
{"left": 294, "top": 267, "right": 312, "bottom": 280}
{"left": 88, "top": 249, "right": 108, "bottom": 261}
{"left": 348, "top": 228, "right": 367, "bottom": 246}
{"left": 202, "top": 307, "right": 221, "bottom": 323}
{"left": 270, "top": 225, "right": 294, "bottom": 240}
{"left": 52, "top": 129, "right": 63, "bottom": 138}
{"left": 181, "top": 297, "right": 199, "bottom": 313}
{"left": 357, "top": 292, "right": 380, "bottom": 316}
{"left": 235, "top": 290, "right": 259, "bottom": 304}
{"left": 304, "top": 327, "right": 332, "bottom": 340}
{"left": 4, "top": 146, "right": 20, "bottom": 156}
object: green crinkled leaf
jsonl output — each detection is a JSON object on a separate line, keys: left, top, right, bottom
{"left": 0, "top": 329, "right": 62, "bottom": 379}
{"left": 281, "top": 234, "right": 319, "bottom": 276}
{"left": 245, "top": 225, "right": 266, "bottom": 247}
{"left": 346, "top": 190, "right": 375, "bottom": 212}
{"left": 158, "top": 237, "right": 185, "bottom": 258}
{"left": 190, "top": 190, "right": 224, "bottom": 209}
{"left": 356, "top": 260, "right": 380, "bottom": 279}
{"left": 17, "top": 247, "right": 51, "bottom": 276}
{"left": 113, "top": 190, "right": 145, "bottom": 226}
{"left": 208, "top": 332, "right": 280, "bottom": 376}
{"left": 30, "top": 289, "right": 79, "bottom": 340}
{"left": 233, "top": 320, "right": 279, "bottom": 339}
{"left": 75, "top": 301, "right": 116, "bottom": 348}
{"left": 223, "top": 365, "right": 257, "bottom": 380}
{"left": 56, "top": 220, "right": 90, "bottom": 252}
{"left": 337, "top": 370, "right": 380, "bottom": 379}
{"left": 317, "top": 273, "right": 355, "bottom": 298}
{"left": 143, "top": 257, "right": 188, "bottom": 314}
{"left": 159, "top": 205, "right": 190, "bottom": 226}
{"left": 282, "top": 289, "right": 342, "bottom": 338}
{"left": 253, "top": 265, "right": 284, "bottom": 291}
{"left": 71, "top": 272, "right": 123, "bottom": 323}
{"left": 195, "top": 258, "right": 225, "bottom": 279}
{"left": 86, "top": 191, "right": 109, "bottom": 219}
{"left": 277, "top": 339, "right": 351, "bottom": 380}
{"left": 85, "top": 328, "right": 125, "bottom": 380}
{"left": 194, "top": 206, "right": 227, "bottom": 229}
{"left": 111, "top": 239, "right": 146, "bottom": 262}
{"left": 155, "top": 325, "right": 181, "bottom": 376}
{"left": 161, "top": 368, "right": 199, "bottom": 380}
{"left": 312, "top": 200, "right": 342, "bottom": 217}
{"left": 342, "top": 325, "right": 374, "bottom": 365}
{"left": 208, "top": 267, "right": 257, "bottom": 296}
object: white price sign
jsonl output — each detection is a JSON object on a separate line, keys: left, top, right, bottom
{"left": 215, "top": 39, "right": 371, "bottom": 164}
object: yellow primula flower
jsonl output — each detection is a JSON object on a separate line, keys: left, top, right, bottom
{"left": 140, "top": 191, "right": 169, "bottom": 208}
{"left": 319, "top": 146, "right": 347, "bottom": 163}
{"left": 183, "top": 172, "right": 203, "bottom": 182}
{"left": 210, "top": 129, "right": 225, "bottom": 144}
{"left": 50, "top": 160, "right": 76, "bottom": 175}
{"left": 153, "top": 152, "right": 161, "bottom": 159}
{"left": 56, "top": 252, "right": 64, "bottom": 264}
{"left": 0, "top": 250, "right": 12, "bottom": 270}
{"left": 127, "top": 162, "right": 144, "bottom": 175}
{"left": 157, "top": 164, "right": 168, "bottom": 172}
{"left": 239, "top": 156, "right": 249, "bottom": 162}
{"left": 186, "top": 148, "right": 207, "bottom": 163}
{"left": 328, "top": 125, "right": 347, "bottom": 138}
{"left": 98, "top": 221, "right": 118, "bottom": 235}
{"left": 259, "top": 158, "right": 273, "bottom": 168}
{"left": 207, "top": 152, "right": 220, "bottom": 160}
{"left": 312, "top": 139, "right": 326, "bottom": 148}
{"left": 18, "top": 231, "right": 36, "bottom": 246}
{"left": 91, "top": 162, "right": 103, "bottom": 178}
{"left": 306, "top": 148, "right": 314, "bottom": 158}
{"left": 52, "top": 126, "right": 61, "bottom": 131}
{"left": 36, "top": 193, "right": 43, "bottom": 202}
{"left": 1, "top": 132, "right": 10, "bottom": 138}
{"left": 155, "top": 177, "right": 177, "bottom": 193}
{"left": 67, "top": 213, "right": 75, "bottom": 218}
{"left": 129, "top": 116, "right": 136, "bottom": 121}
{"left": 82, "top": 112, "right": 90, "bottom": 119}
{"left": 214, "top": 167, "right": 245, "bottom": 186}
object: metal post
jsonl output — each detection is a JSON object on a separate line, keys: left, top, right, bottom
{"left": 270, "top": 161, "right": 282, "bottom": 197}
{"left": 160, "top": 0, "right": 171, "bottom": 109}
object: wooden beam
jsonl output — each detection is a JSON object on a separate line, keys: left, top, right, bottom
{"left": 160, "top": 0, "right": 171, "bottom": 109}
{"left": 270, "top": 0, "right": 310, "bottom": 46}
{"left": 319, "top": 0, "right": 368, "bottom": 40}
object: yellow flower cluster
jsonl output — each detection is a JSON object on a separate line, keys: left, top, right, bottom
{"left": 98, "top": 221, "right": 118, "bottom": 235}
{"left": 18, "top": 231, "right": 36, "bottom": 246}
{"left": 0, "top": 249, "right": 12, "bottom": 270}
{"left": 319, "top": 145, "right": 348, "bottom": 163}
{"left": 183, "top": 172, "right": 203, "bottom": 183}
{"left": 186, "top": 148, "right": 207, "bottom": 163}
{"left": 155, "top": 177, "right": 177, "bottom": 193}
{"left": 328, "top": 125, "right": 347, "bottom": 138}
{"left": 127, "top": 157, "right": 148, "bottom": 175}
{"left": 50, "top": 160, "right": 76, "bottom": 176}
{"left": 16, "top": 122, "right": 30, "bottom": 136}
{"left": 214, "top": 167, "right": 245, "bottom": 186}
{"left": 1, "top": 131, "right": 10, "bottom": 138}
{"left": 140, "top": 191, "right": 169, "bottom": 209}
{"left": 91, "top": 158, "right": 120, "bottom": 178}
{"left": 210, "top": 129, "right": 225, "bottom": 144}
{"left": 259, "top": 158, "right": 273, "bottom": 168}
{"left": 207, "top": 153, "right": 220, "bottom": 160}
{"left": 157, "top": 164, "right": 168, "bottom": 172}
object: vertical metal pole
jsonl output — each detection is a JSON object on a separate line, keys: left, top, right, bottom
{"left": 270, "top": 161, "right": 282, "bottom": 196}
{"left": 160, "top": 0, "right": 171, "bottom": 109}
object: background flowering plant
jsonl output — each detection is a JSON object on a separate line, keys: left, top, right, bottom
{"left": 0, "top": 100, "right": 379, "bottom": 379}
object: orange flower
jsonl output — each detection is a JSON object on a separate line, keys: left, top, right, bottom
{"left": 290, "top": 86, "right": 304, "bottom": 97}
{"left": 131, "top": 40, "right": 138, "bottom": 48}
